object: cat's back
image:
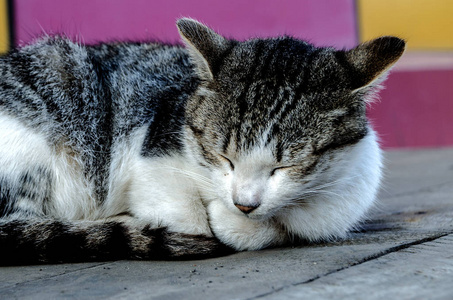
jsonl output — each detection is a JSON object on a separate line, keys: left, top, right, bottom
{"left": 86, "top": 40, "right": 199, "bottom": 139}
{"left": 0, "top": 36, "right": 198, "bottom": 217}
{"left": 0, "top": 36, "right": 113, "bottom": 137}
{"left": 0, "top": 35, "right": 198, "bottom": 158}
{"left": 0, "top": 36, "right": 195, "bottom": 122}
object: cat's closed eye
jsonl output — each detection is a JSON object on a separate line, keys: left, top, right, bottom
{"left": 270, "top": 165, "right": 296, "bottom": 176}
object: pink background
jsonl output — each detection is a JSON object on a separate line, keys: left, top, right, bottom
{"left": 14, "top": 0, "right": 357, "bottom": 47}
{"left": 12, "top": 0, "right": 453, "bottom": 149}
{"left": 368, "top": 70, "right": 453, "bottom": 148}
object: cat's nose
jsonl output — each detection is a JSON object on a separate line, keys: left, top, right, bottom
{"left": 234, "top": 203, "right": 259, "bottom": 214}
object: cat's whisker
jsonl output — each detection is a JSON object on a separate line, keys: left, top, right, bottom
{"left": 298, "top": 176, "right": 362, "bottom": 196}
{"left": 149, "top": 165, "right": 217, "bottom": 190}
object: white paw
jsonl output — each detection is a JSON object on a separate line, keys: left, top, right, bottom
{"left": 207, "top": 201, "right": 287, "bottom": 250}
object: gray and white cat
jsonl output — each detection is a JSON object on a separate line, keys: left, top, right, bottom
{"left": 0, "top": 18, "right": 405, "bottom": 264}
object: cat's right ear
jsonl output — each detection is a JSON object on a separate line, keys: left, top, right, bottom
{"left": 343, "top": 36, "right": 406, "bottom": 92}
{"left": 177, "top": 18, "right": 231, "bottom": 81}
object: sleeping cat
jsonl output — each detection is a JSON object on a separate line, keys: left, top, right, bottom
{"left": 0, "top": 18, "right": 405, "bottom": 264}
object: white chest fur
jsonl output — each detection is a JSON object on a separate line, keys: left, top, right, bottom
{"left": 126, "top": 130, "right": 212, "bottom": 236}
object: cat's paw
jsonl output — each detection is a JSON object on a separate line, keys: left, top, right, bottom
{"left": 207, "top": 201, "right": 287, "bottom": 251}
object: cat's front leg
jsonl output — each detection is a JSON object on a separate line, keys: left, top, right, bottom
{"left": 126, "top": 153, "right": 214, "bottom": 237}
{"left": 129, "top": 190, "right": 214, "bottom": 237}
{"left": 207, "top": 201, "right": 288, "bottom": 251}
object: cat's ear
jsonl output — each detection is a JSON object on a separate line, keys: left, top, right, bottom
{"left": 344, "top": 36, "right": 406, "bottom": 92}
{"left": 177, "top": 18, "right": 231, "bottom": 81}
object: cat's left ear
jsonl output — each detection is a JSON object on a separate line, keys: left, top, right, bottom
{"left": 343, "top": 36, "right": 406, "bottom": 92}
{"left": 177, "top": 18, "right": 232, "bottom": 81}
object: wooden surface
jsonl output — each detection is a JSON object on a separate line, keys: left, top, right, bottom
{"left": 0, "top": 148, "right": 452, "bottom": 299}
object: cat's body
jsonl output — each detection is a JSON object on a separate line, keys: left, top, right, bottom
{"left": 0, "top": 19, "right": 405, "bottom": 264}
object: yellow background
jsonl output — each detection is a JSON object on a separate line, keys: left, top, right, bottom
{"left": 358, "top": 0, "right": 453, "bottom": 50}
{"left": 0, "top": 0, "right": 9, "bottom": 53}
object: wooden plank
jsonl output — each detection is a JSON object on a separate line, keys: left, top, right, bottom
{"left": 257, "top": 234, "right": 453, "bottom": 299}
{"left": 1, "top": 233, "right": 446, "bottom": 300}
{"left": 0, "top": 263, "right": 107, "bottom": 289}
{"left": 378, "top": 148, "right": 453, "bottom": 198}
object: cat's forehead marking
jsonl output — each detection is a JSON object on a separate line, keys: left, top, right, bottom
{"left": 235, "top": 142, "right": 276, "bottom": 171}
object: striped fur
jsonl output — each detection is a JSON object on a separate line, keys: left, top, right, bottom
{"left": 0, "top": 18, "right": 405, "bottom": 264}
{"left": 0, "top": 218, "right": 233, "bottom": 265}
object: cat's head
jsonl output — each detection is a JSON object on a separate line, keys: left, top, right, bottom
{"left": 177, "top": 18, "right": 405, "bottom": 219}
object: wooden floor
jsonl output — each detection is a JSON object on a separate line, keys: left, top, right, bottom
{"left": 1, "top": 148, "right": 452, "bottom": 299}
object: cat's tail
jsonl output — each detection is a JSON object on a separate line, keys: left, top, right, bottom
{"left": 0, "top": 218, "right": 234, "bottom": 265}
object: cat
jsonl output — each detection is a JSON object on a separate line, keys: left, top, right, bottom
{"left": 0, "top": 18, "right": 405, "bottom": 265}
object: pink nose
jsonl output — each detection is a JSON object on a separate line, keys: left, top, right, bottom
{"left": 234, "top": 204, "right": 258, "bottom": 214}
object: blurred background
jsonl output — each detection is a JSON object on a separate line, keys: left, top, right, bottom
{"left": 0, "top": 0, "right": 451, "bottom": 149}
